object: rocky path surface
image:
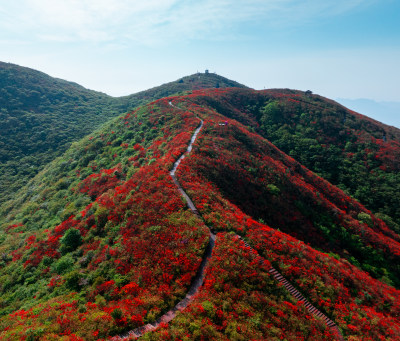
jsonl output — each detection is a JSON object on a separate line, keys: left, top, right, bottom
{"left": 113, "top": 101, "right": 344, "bottom": 340}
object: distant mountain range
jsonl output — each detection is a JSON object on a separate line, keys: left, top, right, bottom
{"left": 1, "top": 62, "right": 400, "bottom": 340}
{"left": 337, "top": 98, "right": 400, "bottom": 129}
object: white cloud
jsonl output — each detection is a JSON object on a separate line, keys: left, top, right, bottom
{"left": 0, "top": 0, "right": 375, "bottom": 44}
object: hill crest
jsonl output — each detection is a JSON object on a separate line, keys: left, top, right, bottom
{"left": 0, "top": 62, "right": 246, "bottom": 205}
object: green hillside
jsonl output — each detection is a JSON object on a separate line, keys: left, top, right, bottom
{"left": 0, "top": 62, "right": 117, "bottom": 204}
{"left": 0, "top": 62, "right": 246, "bottom": 204}
{"left": 190, "top": 88, "right": 400, "bottom": 230}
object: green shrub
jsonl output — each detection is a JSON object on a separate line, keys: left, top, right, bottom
{"left": 60, "top": 228, "right": 82, "bottom": 254}
{"left": 51, "top": 254, "right": 75, "bottom": 274}
{"left": 111, "top": 308, "right": 123, "bottom": 320}
{"left": 357, "top": 212, "right": 373, "bottom": 228}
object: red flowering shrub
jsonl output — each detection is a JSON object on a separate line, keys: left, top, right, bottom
{"left": 78, "top": 166, "right": 123, "bottom": 200}
{"left": 148, "top": 232, "right": 337, "bottom": 340}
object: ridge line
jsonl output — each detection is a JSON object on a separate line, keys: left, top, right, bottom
{"left": 113, "top": 100, "right": 344, "bottom": 340}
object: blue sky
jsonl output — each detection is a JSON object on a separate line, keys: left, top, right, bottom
{"left": 0, "top": 0, "right": 399, "bottom": 105}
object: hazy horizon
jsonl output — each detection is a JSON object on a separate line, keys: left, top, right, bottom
{"left": 1, "top": 1, "right": 399, "bottom": 122}
{"left": 336, "top": 97, "right": 400, "bottom": 129}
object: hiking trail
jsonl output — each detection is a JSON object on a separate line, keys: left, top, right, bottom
{"left": 113, "top": 100, "right": 344, "bottom": 340}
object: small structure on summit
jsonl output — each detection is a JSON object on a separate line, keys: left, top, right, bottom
{"left": 205, "top": 69, "right": 209, "bottom": 74}
{"left": 305, "top": 90, "right": 312, "bottom": 97}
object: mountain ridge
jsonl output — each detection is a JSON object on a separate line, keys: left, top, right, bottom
{"left": 0, "top": 61, "right": 247, "bottom": 205}
{"left": 1, "top": 88, "right": 400, "bottom": 339}
{"left": 186, "top": 88, "right": 400, "bottom": 229}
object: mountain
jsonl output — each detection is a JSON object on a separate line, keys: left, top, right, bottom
{"left": 189, "top": 88, "right": 400, "bottom": 230}
{"left": 0, "top": 62, "right": 246, "bottom": 205}
{"left": 0, "top": 62, "right": 118, "bottom": 205}
{"left": 1, "top": 87, "right": 399, "bottom": 340}
{"left": 336, "top": 98, "right": 400, "bottom": 129}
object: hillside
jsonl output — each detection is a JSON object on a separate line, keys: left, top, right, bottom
{"left": 1, "top": 88, "right": 400, "bottom": 340}
{"left": 0, "top": 62, "right": 118, "bottom": 204}
{"left": 188, "top": 88, "right": 400, "bottom": 231}
{"left": 0, "top": 62, "right": 246, "bottom": 205}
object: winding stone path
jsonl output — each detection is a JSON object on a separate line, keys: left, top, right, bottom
{"left": 112, "top": 108, "right": 215, "bottom": 340}
{"left": 113, "top": 101, "right": 344, "bottom": 340}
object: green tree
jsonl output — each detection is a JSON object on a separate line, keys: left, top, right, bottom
{"left": 60, "top": 228, "right": 82, "bottom": 254}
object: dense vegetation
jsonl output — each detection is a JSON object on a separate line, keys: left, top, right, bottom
{"left": 175, "top": 90, "right": 400, "bottom": 289}
{"left": 146, "top": 232, "right": 338, "bottom": 340}
{"left": 1, "top": 64, "right": 400, "bottom": 340}
{"left": 0, "top": 98, "right": 210, "bottom": 339}
{"left": 1, "top": 87, "right": 399, "bottom": 339}
{"left": 0, "top": 62, "right": 117, "bottom": 204}
{"left": 171, "top": 92, "right": 400, "bottom": 339}
{"left": 190, "top": 88, "right": 400, "bottom": 231}
{"left": 0, "top": 62, "right": 245, "bottom": 204}
{"left": 118, "top": 72, "right": 247, "bottom": 110}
